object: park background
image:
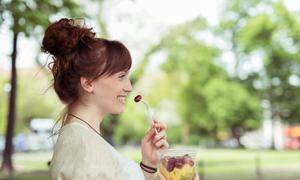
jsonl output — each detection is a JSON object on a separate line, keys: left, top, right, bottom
{"left": 1, "top": 0, "right": 300, "bottom": 179}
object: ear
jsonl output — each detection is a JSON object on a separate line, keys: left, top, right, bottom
{"left": 80, "top": 77, "right": 94, "bottom": 93}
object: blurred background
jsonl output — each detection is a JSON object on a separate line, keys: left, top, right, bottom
{"left": 1, "top": 0, "right": 300, "bottom": 179}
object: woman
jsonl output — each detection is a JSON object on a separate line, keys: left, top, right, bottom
{"left": 41, "top": 18, "right": 169, "bottom": 180}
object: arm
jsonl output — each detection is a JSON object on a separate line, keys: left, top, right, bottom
{"left": 140, "top": 120, "right": 169, "bottom": 180}
{"left": 141, "top": 169, "right": 156, "bottom": 180}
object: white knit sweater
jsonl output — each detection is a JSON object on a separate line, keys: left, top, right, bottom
{"left": 50, "top": 122, "right": 145, "bottom": 180}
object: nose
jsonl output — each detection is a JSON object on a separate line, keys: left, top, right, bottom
{"left": 123, "top": 79, "right": 133, "bottom": 93}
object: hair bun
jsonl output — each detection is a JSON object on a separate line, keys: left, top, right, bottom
{"left": 41, "top": 18, "right": 95, "bottom": 57}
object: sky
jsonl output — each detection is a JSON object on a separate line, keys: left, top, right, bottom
{"left": 0, "top": 0, "right": 299, "bottom": 70}
{"left": 0, "top": 0, "right": 225, "bottom": 70}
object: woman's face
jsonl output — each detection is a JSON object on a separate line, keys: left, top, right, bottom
{"left": 91, "top": 70, "right": 132, "bottom": 115}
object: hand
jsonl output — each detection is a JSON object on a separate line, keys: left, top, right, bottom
{"left": 141, "top": 120, "right": 169, "bottom": 167}
{"left": 157, "top": 173, "right": 200, "bottom": 180}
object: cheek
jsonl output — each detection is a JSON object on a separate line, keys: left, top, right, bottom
{"left": 94, "top": 84, "right": 117, "bottom": 103}
{"left": 95, "top": 89, "right": 112, "bottom": 101}
{"left": 92, "top": 79, "right": 124, "bottom": 107}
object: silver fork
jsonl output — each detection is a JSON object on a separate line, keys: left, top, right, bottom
{"left": 141, "top": 100, "right": 159, "bottom": 134}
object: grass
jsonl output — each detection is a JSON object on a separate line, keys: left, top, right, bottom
{"left": 0, "top": 151, "right": 51, "bottom": 180}
{"left": 1, "top": 147, "right": 300, "bottom": 180}
{"left": 198, "top": 149, "right": 300, "bottom": 180}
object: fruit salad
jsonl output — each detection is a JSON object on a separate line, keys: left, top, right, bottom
{"left": 159, "top": 150, "right": 196, "bottom": 180}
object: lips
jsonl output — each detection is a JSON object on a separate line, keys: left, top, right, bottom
{"left": 117, "top": 95, "right": 126, "bottom": 104}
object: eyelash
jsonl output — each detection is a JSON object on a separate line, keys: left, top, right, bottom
{"left": 119, "top": 74, "right": 126, "bottom": 79}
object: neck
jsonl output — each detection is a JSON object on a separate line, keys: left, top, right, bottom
{"left": 67, "top": 100, "right": 105, "bottom": 133}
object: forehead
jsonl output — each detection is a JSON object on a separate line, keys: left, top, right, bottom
{"left": 95, "top": 70, "right": 129, "bottom": 81}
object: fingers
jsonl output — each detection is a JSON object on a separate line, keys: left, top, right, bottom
{"left": 143, "top": 119, "right": 169, "bottom": 149}
{"left": 142, "top": 127, "right": 156, "bottom": 143}
{"left": 153, "top": 130, "right": 167, "bottom": 142}
{"left": 151, "top": 120, "right": 168, "bottom": 149}
{"left": 154, "top": 138, "right": 169, "bottom": 149}
{"left": 152, "top": 119, "right": 167, "bottom": 131}
{"left": 152, "top": 128, "right": 168, "bottom": 148}
{"left": 194, "top": 173, "right": 200, "bottom": 180}
{"left": 143, "top": 125, "right": 167, "bottom": 144}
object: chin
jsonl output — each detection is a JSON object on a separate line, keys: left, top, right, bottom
{"left": 110, "top": 108, "right": 124, "bottom": 115}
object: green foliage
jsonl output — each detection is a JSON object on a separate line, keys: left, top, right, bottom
{"left": 165, "top": 125, "right": 182, "bottom": 144}
{"left": 114, "top": 94, "right": 149, "bottom": 144}
{"left": 203, "top": 78, "right": 261, "bottom": 131}
{"left": 0, "top": 0, "right": 84, "bottom": 136}
{"left": 237, "top": 14, "right": 276, "bottom": 53}
{"left": 15, "top": 71, "right": 62, "bottom": 133}
{"left": 161, "top": 18, "right": 261, "bottom": 142}
{"left": 1, "top": 0, "right": 84, "bottom": 35}
{"left": 118, "top": 17, "right": 262, "bottom": 145}
{"left": 219, "top": 0, "right": 300, "bottom": 123}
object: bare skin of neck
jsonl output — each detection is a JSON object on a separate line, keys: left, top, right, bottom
{"left": 66, "top": 100, "right": 104, "bottom": 134}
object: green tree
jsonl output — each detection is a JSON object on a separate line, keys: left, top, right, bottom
{"left": 218, "top": 0, "right": 300, "bottom": 148}
{"left": 125, "top": 17, "right": 261, "bottom": 145}
{"left": 203, "top": 79, "right": 261, "bottom": 145}
{"left": 15, "top": 71, "right": 61, "bottom": 133}
{"left": 0, "top": 0, "right": 83, "bottom": 172}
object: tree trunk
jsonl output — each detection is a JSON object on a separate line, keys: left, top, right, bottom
{"left": 270, "top": 114, "right": 281, "bottom": 150}
{"left": 270, "top": 117, "right": 276, "bottom": 150}
{"left": 231, "top": 126, "right": 243, "bottom": 147}
{"left": 1, "top": 31, "right": 19, "bottom": 172}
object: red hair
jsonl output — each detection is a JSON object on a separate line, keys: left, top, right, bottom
{"left": 41, "top": 18, "right": 132, "bottom": 104}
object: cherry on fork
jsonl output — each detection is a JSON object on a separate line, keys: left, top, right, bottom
{"left": 134, "top": 95, "right": 142, "bottom": 103}
{"left": 134, "top": 94, "right": 160, "bottom": 134}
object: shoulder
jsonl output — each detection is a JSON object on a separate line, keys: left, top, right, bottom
{"left": 53, "top": 122, "right": 113, "bottom": 159}
{"left": 50, "top": 123, "right": 121, "bottom": 179}
{"left": 57, "top": 122, "right": 111, "bottom": 151}
{"left": 59, "top": 122, "right": 91, "bottom": 138}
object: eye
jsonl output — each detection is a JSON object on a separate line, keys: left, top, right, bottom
{"left": 118, "top": 74, "right": 126, "bottom": 80}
